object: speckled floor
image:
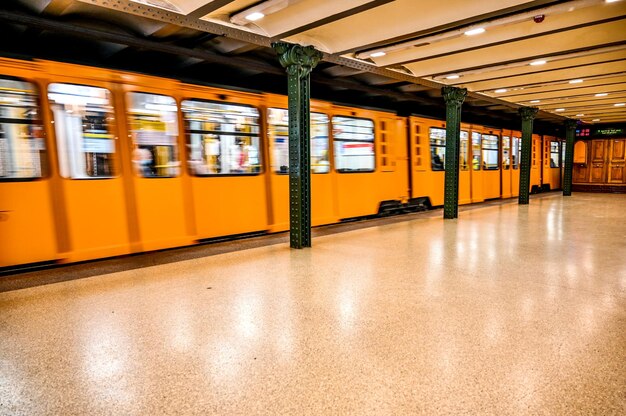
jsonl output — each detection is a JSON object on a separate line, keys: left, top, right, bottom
{"left": 1, "top": 193, "right": 625, "bottom": 415}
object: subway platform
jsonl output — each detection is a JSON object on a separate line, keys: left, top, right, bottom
{"left": 0, "top": 193, "right": 625, "bottom": 415}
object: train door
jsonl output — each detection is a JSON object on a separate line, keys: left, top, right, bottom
{"left": 179, "top": 88, "right": 268, "bottom": 239}
{"left": 542, "top": 137, "right": 562, "bottom": 190}
{"left": 501, "top": 133, "right": 512, "bottom": 198}
{"left": 470, "top": 129, "right": 484, "bottom": 203}
{"left": 265, "top": 97, "right": 336, "bottom": 232}
{"left": 511, "top": 134, "right": 521, "bottom": 197}
{"left": 408, "top": 117, "right": 435, "bottom": 204}
{"left": 0, "top": 71, "right": 58, "bottom": 268}
{"left": 459, "top": 128, "right": 471, "bottom": 204}
{"left": 607, "top": 139, "right": 625, "bottom": 184}
{"left": 120, "top": 82, "right": 192, "bottom": 252}
{"left": 481, "top": 131, "right": 501, "bottom": 199}
{"left": 529, "top": 134, "right": 542, "bottom": 192}
{"left": 45, "top": 79, "right": 131, "bottom": 263}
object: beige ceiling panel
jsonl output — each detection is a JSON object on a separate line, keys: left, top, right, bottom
{"left": 434, "top": 50, "right": 626, "bottom": 84}
{"left": 372, "top": 2, "right": 626, "bottom": 66}
{"left": 286, "top": 0, "right": 535, "bottom": 53}
{"left": 538, "top": 95, "right": 626, "bottom": 108}
{"left": 492, "top": 83, "right": 626, "bottom": 102}
{"left": 404, "top": 20, "right": 626, "bottom": 77}
{"left": 465, "top": 63, "right": 626, "bottom": 92}
{"left": 203, "top": 0, "right": 257, "bottom": 17}
{"left": 245, "top": 0, "right": 371, "bottom": 38}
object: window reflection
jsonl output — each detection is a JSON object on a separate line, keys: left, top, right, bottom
{"left": 0, "top": 78, "right": 46, "bottom": 180}
{"left": 268, "top": 108, "right": 329, "bottom": 174}
{"left": 182, "top": 100, "right": 261, "bottom": 175}
{"left": 429, "top": 127, "right": 445, "bottom": 171}
{"left": 502, "top": 136, "right": 511, "bottom": 170}
{"left": 512, "top": 137, "right": 520, "bottom": 169}
{"left": 550, "top": 141, "right": 561, "bottom": 168}
{"left": 49, "top": 84, "right": 115, "bottom": 179}
{"left": 127, "top": 92, "right": 179, "bottom": 178}
{"left": 482, "top": 134, "right": 499, "bottom": 170}
{"left": 333, "top": 116, "right": 375, "bottom": 173}
{"left": 460, "top": 131, "right": 469, "bottom": 171}
{"left": 472, "top": 132, "right": 482, "bottom": 170}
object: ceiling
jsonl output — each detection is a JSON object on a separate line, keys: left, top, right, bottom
{"left": 2, "top": 0, "right": 626, "bottom": 130}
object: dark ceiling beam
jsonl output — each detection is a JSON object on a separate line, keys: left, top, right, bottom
{"left": 188, "top": 0, "right": 238, "bottom": 18}
{"left": 0, "top": 8, "right": 285, "bottom": 76}
{"left": 339, "top": 0, "right": 562, "bottom": 55}
{"left": 272, "top": 0, "right": 394, "bottom": 40}
{"left": 386, "top": 15, "right": 626, "bottom": 67}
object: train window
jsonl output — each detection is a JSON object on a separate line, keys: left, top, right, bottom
{"left": 550, "top": 141, "right": 561, "bottom": 168}
{"left": 268, "top": 108, "right": 329, "bottom": 174}
{"left": 127, "top": 92, "right": 180, "bottom": 178}
{"left": 0, "top": 78, "right": 47, "bottom": 180}
{"left": 502, "top": 136, "right": 511, "bottom": 170}
{"left": 182, "top": 100, "right": 261, "bottom": 176}
{"left": 48, "top": 83, "right": 116, "bottom": 179}
{"left": 429, "top": 127, "right": 445, "bottom": 171}
{"left": 333, "top": 116, "right": 375, "bottom": 173}
{"left": 481, "top": 134, "right": 499, "bottom": 170}
{"left": 472, "top": 132, "right": 482, "bottom": 170}
{"left": 562, "top": 141, "right": 566, "bottom": 165}
{"left": 460, "top": 131, "right": 469, "bottom": 171}
{"left": 512, "top": 136, "right": 520, "bottom": 169}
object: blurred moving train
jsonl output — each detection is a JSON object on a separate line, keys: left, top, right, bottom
{"left": 0, "top": 58, "right": 565, "bottom": 269}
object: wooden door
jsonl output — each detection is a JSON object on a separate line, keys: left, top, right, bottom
{"left": 607, "top": 139, "right": 625, "bottom": 183}
{"left": 590, "top": 140, "right": 607, "bottom": 183}
{"left": 572, "top": 140, "right": 589, "bottom": 183}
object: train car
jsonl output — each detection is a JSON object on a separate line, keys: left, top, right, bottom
{"left": 0, "top": 57, "right": 561, "bottom": 270}
{"left": 541, "top": 135, "right": 563, "bottom": 191}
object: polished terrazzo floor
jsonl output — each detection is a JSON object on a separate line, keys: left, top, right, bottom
{"left": 1, "top": 193, "right": 625, "bottom": 415}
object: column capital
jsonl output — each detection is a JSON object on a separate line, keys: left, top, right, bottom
{"left": 519, "top": 106, "right": 539, "bottom": 121}
{"left": 565, "top": 118, "right": 578, "bottom": 130}
{"left": 442, "top": 86, "right": 467, "bottom": 106}
{"left": 272, "top": 42, "right": 322, "bottom": 79}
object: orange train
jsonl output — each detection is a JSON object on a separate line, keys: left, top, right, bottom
{"left": 0, "top": 58, "right": 564, "bottom": 269}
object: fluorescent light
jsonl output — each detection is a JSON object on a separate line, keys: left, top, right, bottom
{"left": 494, "top": 88, "right": 508, "bottom": 93}
{"left": 530, "top": 60, "right": 547, "bottom": 66}
{"left": 245, "top": 12, "right": 265, "bottom": 21}
{"left": 370, "top": 51, "right": 386, "bottom": 58}
{"left": 446, "top": 75, "right": 460, "bottom": 80}
{"left": 615, "top": 103, "right": 625, "bottom": 106}
{"left": 595, "top": 93, "right": 608, "bottom": 97}
{"left": 605, "top": 0, "right": 620, "bottom": 3}
{"left": 464, "top": 28, "right": 485, "bottom": 36}
{"left": 530, "top": 100, "right": 540, "bottom": 103}
{"left": 569, "top": 79, "right": 583, "bottom": 84}
{"left": 555, "top": 108, "right": 565, "bottom": 112}
{"left": 576, "top": 113, "right": 585, "bottom": 117}
{"left": 592, "top": 119, "right": 600, "bottom": 121}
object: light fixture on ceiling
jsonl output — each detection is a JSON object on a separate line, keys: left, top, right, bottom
{"left": 576, "top": 113, "right": 585, "bottom": 116}
{"left": 494, "top": 88, "right": 508, "bottom": 93}
{"left": 595, "top": 93, "right": 608, "bottom": 97}
{"left": 529, "top": 60, "right": 547, "bottom": 66}
{"left": 592, "top": 119, "right": 601, "bottom": 121}
{"left": 605, "top": 0, "right": 621, "bottom": 3}
{"left": 569, "top": 79, "right": 584, "bottom": 84}
{"left": 615, "top": 103, "right": 625, "bottom": 106}
{"left": 555, "top": 108, "right": 565, "bottom": 112}
{"left": 446, "top": 74, "right": 460, "bottom": 80}
{"left": 464, "top": 28, "right": 486, "bottom": 36}
{"left": 230, "top": 0, "right": 292, "bottom": 26}
{"left": 370, "top": 52, "right": 386, "bottom": 58}
{"left": 530, "top": 100, "right": 541, "bottom": 103}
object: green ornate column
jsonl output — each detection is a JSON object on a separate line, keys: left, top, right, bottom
{"left": 272, "top": 42, "right": 322, "bottom": 248}
{"left": 562, "top": 119, "right": 577, "bottom": 196}
{"left": 442, "top": 86, "right": 467, "bottom": 219}
{"left": 518, "top": 107, "right": 538, "bottom": 204}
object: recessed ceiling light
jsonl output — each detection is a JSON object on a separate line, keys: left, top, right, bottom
{"left": 245, "top": 12, "right": 265, "bottom": 21}
{"left": 569, "top": 79, "right": 583, "bottom": 84}
{"left": 370, "top": 51, "right": 386, "bottom": 58}
{"left": 464, "top": 28, "right": 486, "bottom": 36}
{"left": 606, "top": 0, "right": 620, "bottom": 3}
{"left": 555, "top": 108, "right": 565, "bottom": 112}
{"left": 446, "top": 75, "right": 460, "bottom": 80}
{"left": 530, "top": 60, "right": 547, "bottom": 66}
{"left": 576, "top": 114, "right": 585, "bottom": 117}
{"left": 595, "top": 93, "right": 608, "bottom": 97}
{"left": 494, "top": 88, "right": 508, "bottom": 93}
{"left": 592, "top": 119, "right": 600, "bottom": 121}
{"left": 530, "top": 100, "right": 540, "bottom": 103}
{"left": 615, "top": 103, "right": 625, "bottom": 106}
